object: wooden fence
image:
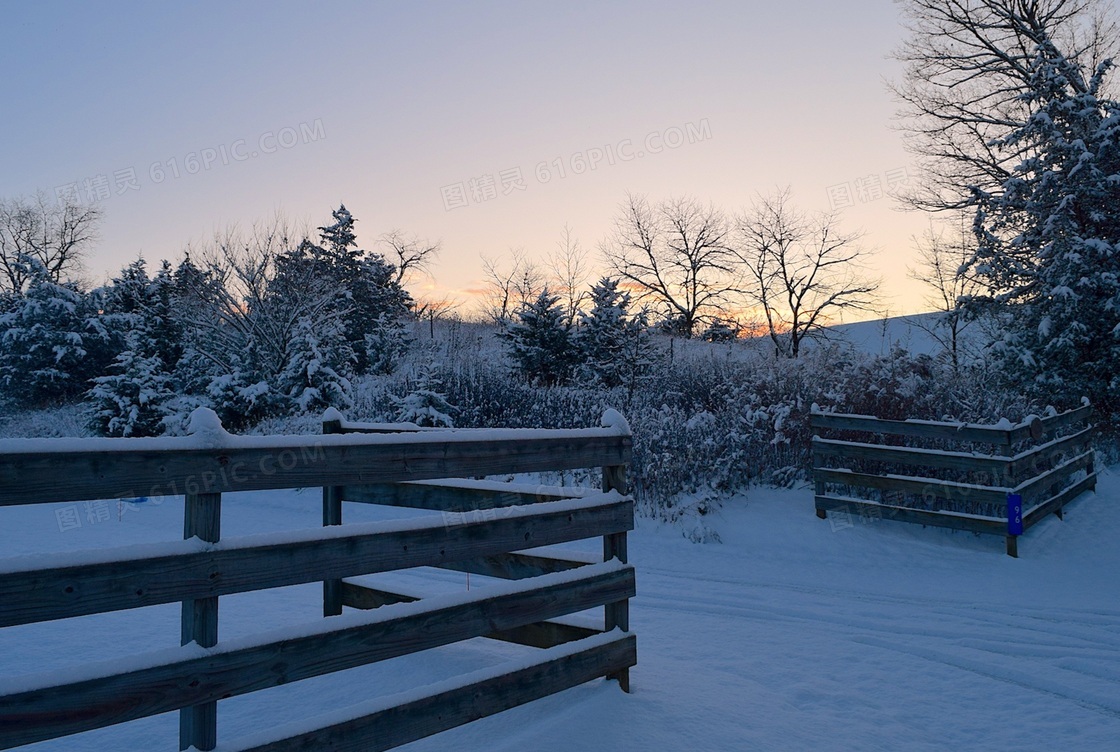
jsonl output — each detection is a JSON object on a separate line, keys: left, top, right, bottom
{"left": 0, "top": 410, "right": 636, "bottom": 751}
{"left": 811, "top": 403, "right": 1096, "bottom": 556}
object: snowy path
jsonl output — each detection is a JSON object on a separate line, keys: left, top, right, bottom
{"left": 1, "top": 468, "right": 1117, "bottom": 750}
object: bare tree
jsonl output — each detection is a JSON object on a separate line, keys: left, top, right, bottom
{"left": 601, "top": 194, "right": 735, "bottom": 338}
{"left": 0, "top": 191, "right": 101, "bottom": 294}
{"left": 479, "top": 250, "right": 545, "bottom": 324}
{"left": 735, "top": 189, "right": 879, "bottom": 358}
{"left": 380, "top": 230, "right": 440, "bottom": 287}
{"left": 414, "top": 295, "right": 461, "bottom": 339}
{"left": 548, "top": 224, "right": 592, "bottom": 326}
{"left": 890, "top": 0, "right": 1119, "bottom": 212}
{"left": 907, "top": 212, "right": 987, "bottom": 370}
{"left": 177, "top": 215, "right": 340, "bottom": 378}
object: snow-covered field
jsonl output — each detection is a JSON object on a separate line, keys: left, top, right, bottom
{"left": 1, "top": 463, "right": 1116, "bottom": 751}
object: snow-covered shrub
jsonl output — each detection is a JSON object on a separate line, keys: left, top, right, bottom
{"left": 394, "top": 364, "right": 455, "bottom": 427}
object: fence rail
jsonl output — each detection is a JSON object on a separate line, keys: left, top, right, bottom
{"left": 0, "top": 410, "right": 635, "bottom": 751}
{"left": 810, "top": 404, "right": 1097, "bottom": 556}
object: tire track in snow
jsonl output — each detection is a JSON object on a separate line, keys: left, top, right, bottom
{"left": 630, "top": 569, "right": 1120, "bottom": 716}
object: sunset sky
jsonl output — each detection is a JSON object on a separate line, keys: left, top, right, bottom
{"left": 1, "top": 0, "right": 938, "bottom": 320}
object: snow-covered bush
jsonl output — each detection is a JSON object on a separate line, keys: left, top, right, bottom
{"left": 393, "top": 364, "right": 455, "bottom": 427}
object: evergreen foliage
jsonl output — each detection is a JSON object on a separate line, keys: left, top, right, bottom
{"left": 394, "top": 363, "right": 455, "bottom": 427}
{"left": 968, "top": 39, "right": 1120, "bottom": 417}
{"left": 0, "top": 263, "right": 108, "bottom": 405}
{"left": 576, "top": 277, "right": 656, "bottom": 390}
{"left": 502, "top": 290, "right": 577, "bottom": 386}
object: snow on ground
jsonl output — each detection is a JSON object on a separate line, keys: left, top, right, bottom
{"left": 1, "top": 467, "right": 1118, "bottom": 751}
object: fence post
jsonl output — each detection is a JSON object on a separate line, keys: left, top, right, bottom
{"left": 810, "top": 415, "right": 827, "bottom": 519}
{"left": 323, "top": 416, "right": 344, "bottom": 616}
{"left": 601, "top": 462, "right": 630, "bottom": 693}
{"left": 998, "top": 440, "right": 1019, "bottom": 558}
{"left": 180, "top": 492, "right": 221, "bottom": 751}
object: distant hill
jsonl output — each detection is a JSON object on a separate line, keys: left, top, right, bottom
{"left": 808, "top": 310, "right": 991, "bottom": 360}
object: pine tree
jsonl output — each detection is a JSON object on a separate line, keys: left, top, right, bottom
{"left": 502, "top": 289, "right": 577, "bottom": 386}
{"left": 576, "top": 278, "right": 656, "bottom": 390}
{"left": 0, "top": 264, "right": 108, "bottom": 406}
{"left": 143, "top": 260, "right": 184, "bottom": 374}
{"left": 968, "top": 42, "right": 1120, "bottom": 416}
{"left": 86, "top": 259, "right": 184, "bottom": 436}
{"left": 87, "top": 331, "right": 176, "bottom": 437}
{"left": 315, "top": 205, "right": 413, "bottom": 374}
{"left": 318, "top": 204, "right": 358, "bottom": 258}
{"left": 277, "top": 315, "right": 355, "bottom": 413}
{"left": 394, "top": 364, "right": 455, "bottom": 427}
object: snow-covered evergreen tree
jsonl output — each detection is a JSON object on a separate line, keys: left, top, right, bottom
{"left": 576, "top": 277, "right": 656, "bottom": 389}
{"left": 318, "top": 204, "right": 358, "bottom": 257}
{"left": 394, "top": 364, "right": 455, "bottom": 427}
{"left": 315, "top": 205, "right": 413, "bottom": 374}
{"left": 277, "top": 315, "right": 354, "bottom": 413}
{"left": 147, "top": 260, "right": 184, "bottom": 375}
{"left": 0, "top": 264, "right": 108, "bottom": 405}
{"left": 968, "top": 41, "right": 1120, "bottom": 416}
{"left": 87, "top": 331, "right": 176, "bottom": 437}
{"left": 502, "top": 289, "right": 577, "bottom": 386}
{"left": 205, "top": 368, "right": 283, "bottom": 430}
{"left": 86, "top": 258, "right": 184, "bottom": 436}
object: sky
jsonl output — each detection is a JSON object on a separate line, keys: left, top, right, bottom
{"left": 0, "top": 0, "right": 938, "bottom": 320}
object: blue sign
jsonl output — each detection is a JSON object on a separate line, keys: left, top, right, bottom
{"left": 1007, "top": 494, "right": 1023, "bottom": 536}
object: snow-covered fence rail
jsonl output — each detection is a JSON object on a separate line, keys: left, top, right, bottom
{"left": 811, "top": 404, "right": 1096, "bottom": 557}
{"left": 0, "top": 410, "right": 636, "bottom": 752}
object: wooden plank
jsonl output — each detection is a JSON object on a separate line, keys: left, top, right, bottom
{"left": 812, "top": 437, "right": 1011, "bottom": 475}
{"left": 0, "top": 499, "right": 633, "bottom": 628}
{"left": 1013, "top": 450, "right": 1095, "bottom": 505}
{"left": 438, "top": 551, "right": 589, "bottom": 580}
{"left": 0, "top": 566, "right": 635, "bottom": 749}
{"left": 222, "top": 634, "right": 638, "bottom": 752}
{"left": 340, "top": 581, "right": 599, "bottom": 649}
{"left": 1022, "top": 472, "right": 1098, "bottom": 530}
{"left": 0, "top": 433, "right": 632, "bottom": 506}
{"left": 341, "top": 481, "right": 588, "bottom": 512}
{"left": 180, "top": 492, "right": 221, "bottom": 752}
{"left": 1007, "top": 426, "right": 1095, "bottom": 482}
{"left": 813, "top": 467, "right": 1009, "bottom": 506}
{"left": 814, "top": 496, "right": 1007, "bottom": 535}
{"left": 1010, "top": 404, "right": 1093, "bottom": 443}
{"left": 810, "top": 412, "right": 1012, "bottom": 444}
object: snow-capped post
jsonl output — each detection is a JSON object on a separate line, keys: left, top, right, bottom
{"left": 181, "top": 411, "right": 223, "bottom": 750}
{"left": 322, "top": 408, "right": 345, "bottom": 617}
{"left": 600, "top": 409, "right": 631, "bottom": 693}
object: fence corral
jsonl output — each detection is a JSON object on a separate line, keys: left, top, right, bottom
{"left": 811, "top": 403, "right": 1096, "bottom": 557}
{"left": 0, "top": 410, "right": 636, "bottom": 751}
